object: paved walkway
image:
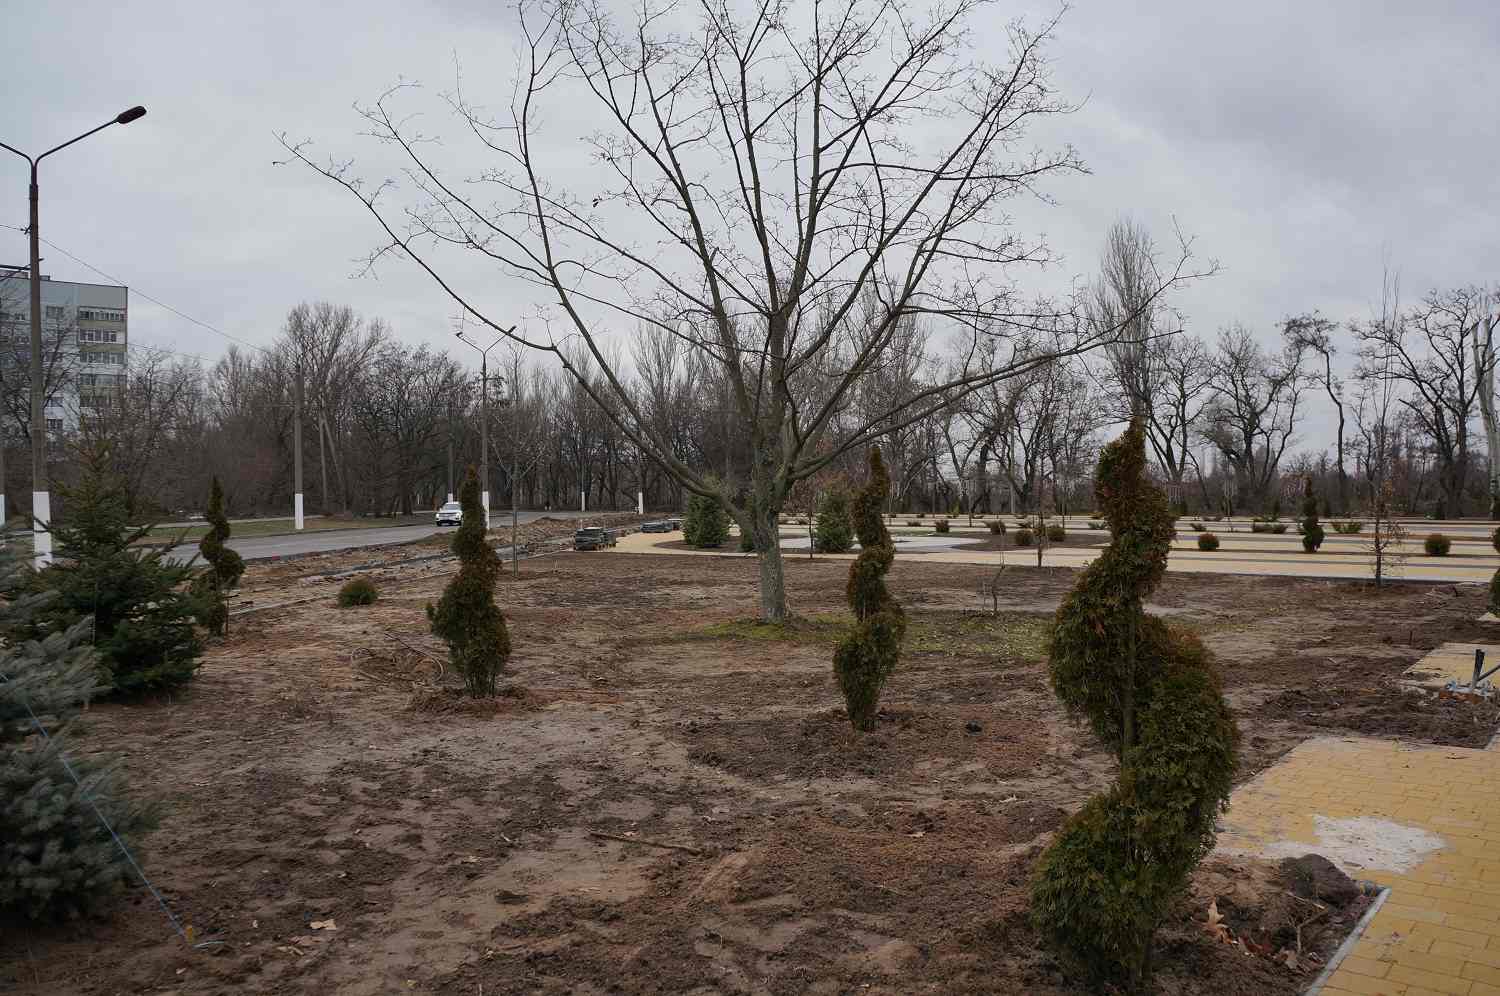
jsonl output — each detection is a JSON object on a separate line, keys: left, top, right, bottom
{"left": 614, "top": 529, "right": 1500, "bottom": 583}
{"left": 1217, "top": 737, "right": 1500, "bottom": 995}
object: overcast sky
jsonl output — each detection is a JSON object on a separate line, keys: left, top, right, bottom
{"left": 3, "top": 0, "right": 1496, "bottom": 438}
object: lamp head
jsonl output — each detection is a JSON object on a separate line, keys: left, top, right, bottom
{"left": 115, "top": 106, "right": 147, "bottom": 125}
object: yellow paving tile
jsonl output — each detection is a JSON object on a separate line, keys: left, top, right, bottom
{"left": 1215, "top": 736, "right": 1500, "bottom": 996}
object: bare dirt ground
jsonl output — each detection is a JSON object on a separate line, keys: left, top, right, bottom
{"left": 3, "top": 549, "right": 1494, "bottom": 995}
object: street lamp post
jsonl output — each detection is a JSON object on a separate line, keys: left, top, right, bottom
{"left": 455, "top": 326, "right": 514, "bottom": 531}
{"left": 1, "top": 106, "right": 146, "bottom": 565}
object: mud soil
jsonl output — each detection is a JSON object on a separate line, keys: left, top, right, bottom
{"left": 2, "top": 551, "right": 1491, "bottom": 995}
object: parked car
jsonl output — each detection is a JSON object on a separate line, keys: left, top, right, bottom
{"left": 640, "top": 520, "right": 672, "bottom": 533}
{"left": 573, "top": 526, "right": 616, "bottom": 551}
{"left": 435, "top": 501, "right": 463, "bottom": 527}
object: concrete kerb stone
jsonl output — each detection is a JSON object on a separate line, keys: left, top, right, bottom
{"left": 1305, "top": 887, "right": 1392, "bottom": 996}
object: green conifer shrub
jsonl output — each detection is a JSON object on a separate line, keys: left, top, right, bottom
{"left": 831, "top": 448, "right": 905, "bottom": 732}
{"left": 1269, "top": 496, "right": 1281, "bottom": 520}
{"left": 1301, "top": 478, "right": 1325, "bottom": 553}
{"left": 338, "top": 577, "right": 380, "bottom": 606}
{"left": 1491, "top": 526, "right": 1500, "bottom": 554}
{"left": 17, "top": 446, "right": 202, "bottom": 695}
{"left": 683, "top": 493, "right": 729, "bottom": 548}
{"left": 427, "top": 469, "right": 511, "bottom": 697}
{"left": 1424, "top": 533, "right": 1452, "bottom": 556}
{"left": 1046, "top": 523, "right": 1067, "bottom": 543}
{"left": 1014, "top": 528, "right": 1034, "bottom": 547}
{"left": 987, "top": 520, "right": 1005, "bottom": 535}
{"left": 1490, "top": 569, "right": 1500, "bottom": 615}
{"left": 192, "top": 477, "right": 245, "bottom": 635}
{"left": 815, "top": 488, "right": 855, "bottom": 553}
{"left": 0, "top": 542, "right": 155, "bottom": 919}
{"left": 934, "top": 518, "right": 950, "bottom": 534}
{"left": 1031, "top": 421, "right": 1238, "bottom": 990}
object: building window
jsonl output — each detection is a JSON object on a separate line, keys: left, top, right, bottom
{"left": 44, "top": 305, "right": 65, "bottom": 319}
{"left": 77, "top": 309, "right": 124, "bottom": 323}
{"left": 78, "top": 329, "right": 120, "bottom": 344}
{"left": 46, "top": 417, "right": 62, "bottom": 432}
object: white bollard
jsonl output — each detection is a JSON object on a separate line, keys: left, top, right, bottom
{"left": 32, "top": 491, "right": 52, "bottom": 566}
{"left": 482, "top": 490, "right": 491, "bottom": 530}
{"left": 581, "top": 490, "right": 586, "bottom": 513}
{"left": 294, "top": 492, "right": 304, "bottom": 530}
{"left": 637, "top": 491, "right": 644, "bottom": 515}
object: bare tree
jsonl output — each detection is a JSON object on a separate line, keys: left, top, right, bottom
{"left": 1142, "top": 334, "right": 1213, "bottom": 497}
{"left": 1282, "top": 313, "right": 1349, "bottom": 512}
{"left": 1086, "top": 217, "right": 1172, "bottom": 419}
{"left": 1355, "top": 285, "right": 1490, "bottom": 517}
{"left": 78, "top": 346, "right": 203, "bottom": 517}
{"left": 1202, "top": 326, "right": 1307, "bottom": 510}
{"left": 280, "top": 0, "right": 1206, "bottom": 621}
{"left": 283, "top": 302, "right": 387, "bottom": 513}
{"left": 1471, "top": 292, "right": 1500, "bottom": 518}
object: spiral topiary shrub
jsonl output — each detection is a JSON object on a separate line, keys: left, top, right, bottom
{"left": 1197, "top": 532, "right": 1220, "bottom": 551}
{"left": 192, "top": 476, "right": 246, "bottom": 635}
{"left": 337, "top": 577, "right": 379, "bottom": 607}
{"left": 427, "top": 468, "right": 511, "bottom": 697}
{"left": 1424, "top": 533, "right": 1452, "bottom": 557}
{"left": 1301, "top": 477, "right": 1325, "bottom": 553}
{"left": 831, "top": 448, "right": 905, "bottom": 732}
{"left": 1031, "top": 420, "right": 1239, "bottom": 990}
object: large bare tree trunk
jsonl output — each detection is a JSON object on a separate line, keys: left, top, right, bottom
{"left": 1475, "top": 310, "right": 1500, "bottom": 519}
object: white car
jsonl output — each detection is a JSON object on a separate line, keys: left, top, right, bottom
{"left": 435, "top": 501, "right": 463, "bottom": 527}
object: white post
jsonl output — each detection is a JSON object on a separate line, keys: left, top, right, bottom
{"left": 294, "top": 492, "right": 304, "bottom": 531}
{"left": 637, "top": 491, "right": 644, "bottom": 515}
{"left": 31, "top": 491, "right": 51, "bottom": 565}
{"left": 482, "top": 490, "right": 491, "bottom": 530}
{"left": 581, "top": 490, "right": 586, "bottom": 513}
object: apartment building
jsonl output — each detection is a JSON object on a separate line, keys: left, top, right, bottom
{"left": 0, "top": 271, "right": 129, "bottom": 430}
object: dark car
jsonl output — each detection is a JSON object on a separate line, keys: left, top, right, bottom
{"left": 573, "top": 527, "right": 616, "bottom": 551}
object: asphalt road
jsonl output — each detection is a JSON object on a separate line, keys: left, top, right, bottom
{"left": 165, "top": 509, "right": 597, "bottom": 562}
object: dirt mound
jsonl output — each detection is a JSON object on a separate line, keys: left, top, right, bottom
{"left": 407, "top": 684, "right": 540, "bottom": 715}
{"left": 1262, "top": 681, "right": 1500, "bottom": 746}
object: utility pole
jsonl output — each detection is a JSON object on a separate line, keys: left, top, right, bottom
{"left": 0, "top": 266, "right": 18, "bottom": 527}
{"left": 293, "top": 356, "right": 304, "bottom": 529}
{"left": 456, "top": 323, "right": 514, "bottom": 532}
{"left": 1, "top": 105, "right": 146, "bottom": 565}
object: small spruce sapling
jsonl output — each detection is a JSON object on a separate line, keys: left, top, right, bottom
{"left": 427, "top": 468, "right": 511, "bottom": 697}
{"left": 814, "top": 487, "right": 855, "bottom": 553}
{"left": 0, "top": 541, "right": 155, "bottom": 919}
{"left": 17, "top": 444, "right": 203, "bottom": 695}
{"left": 683, "top": 493, "right": 729, "bottom": 548}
